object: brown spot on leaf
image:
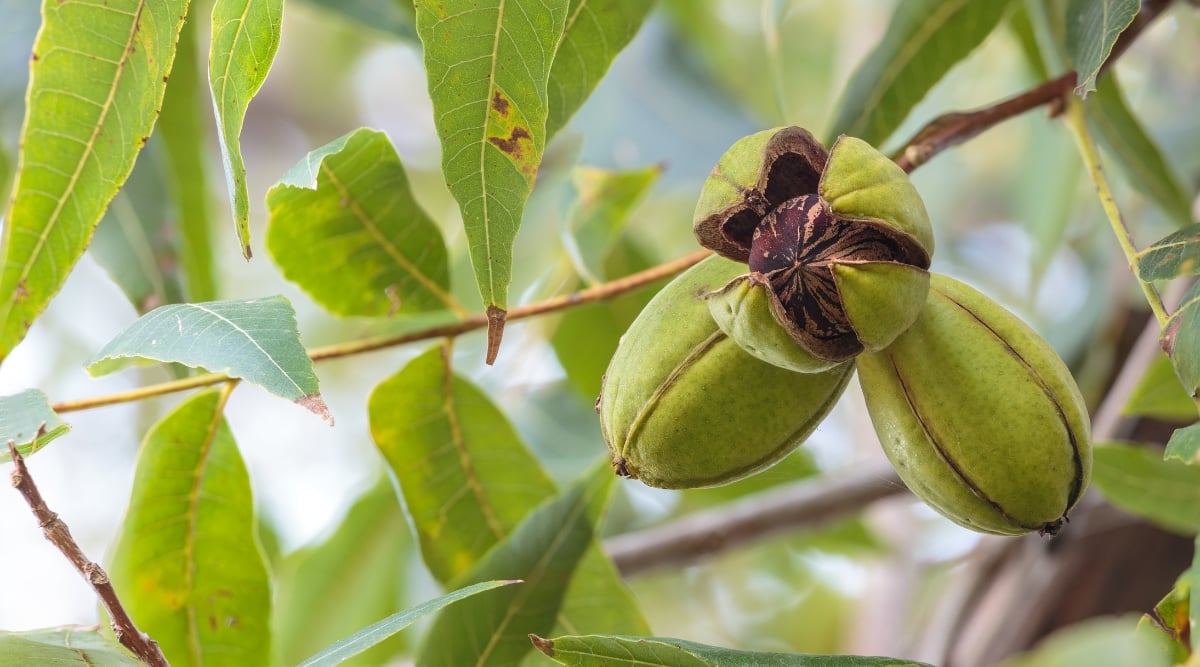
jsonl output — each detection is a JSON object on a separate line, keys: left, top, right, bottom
{"left": 14, "top": 280, "right": 29, "bottom": 302}
{"left": 488, "top": 127, "right": 532, "bottom": 159}
{"left": 491, "top": 90, "right": 510, "bottom": 116}
{"left": 529, "top": 634, "right": 555, "bottom": 657}
{"left": 296, "top": 394, "right": 335, "bottom": 426}
{"left": 1161, "top": 317, "right": 1181, "bottom": 356}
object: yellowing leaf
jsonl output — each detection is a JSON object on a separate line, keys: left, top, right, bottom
{"left": 109, "top": 389, "right": 272, "bottom": 667}
{"left": 0, "top": 0, "right": 188, "bottom": 363}
{"left": 266, "top": 129, "right": 455, "bottom": 317}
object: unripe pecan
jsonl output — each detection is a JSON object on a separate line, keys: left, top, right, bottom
{"left": 598, "top": 255, "right": 853, "bottom": 489}
{"left": 856, "top": 274, "right": 1092, "bottom": 536}
{"left": 694, "top": 128, "right": 933, "bottom": 369}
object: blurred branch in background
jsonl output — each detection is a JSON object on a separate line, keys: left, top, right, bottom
{"left": 606, "top": 464, "right": 904, "bottom": 577}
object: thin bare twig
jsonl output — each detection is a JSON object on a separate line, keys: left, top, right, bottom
{"left": 7, "top": 438, "right": 169, "bottom": 667}
{"left": 605, "top": 464, "right": 905, "bottom": 576}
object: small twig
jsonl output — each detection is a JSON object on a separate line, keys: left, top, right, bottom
{"left": 7, "top": 438, "right": 170, "bottom": 667}
{"left": 308, "top": 248, "right": 713, "bottom": 362}
{"left": 1062, "top": 96, "right": 1170, "bottom": 326}
{"left": 605, "top": 464, "right": 905, "bottom": 576}
{"left": 893, "top": 72, "right": 1075, "bottom": 173}
{"left": 51, "top": 248, "right": 713, "bottom": 414}
{"left": 892, "top": 0, "right": 1171, "bottom": 174}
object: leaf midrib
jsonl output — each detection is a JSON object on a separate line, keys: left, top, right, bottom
{"left": 318, "top": 161, "right": 462, "bottom": 314}
{"left": 478, "top": 0, "right": 508, "bottom": 306}
{"left": 190, "top": 302, "right": 306, "bottom": 396}
{"left": 183, "top": 390, "right": 231, "bottom": 666}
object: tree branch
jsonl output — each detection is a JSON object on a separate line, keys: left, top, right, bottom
{"left": 7, "top": 438, "right": 169, "bottom": 667}
{"left": 606, "top": 464, "right": 905, "bottom": 577}
{"left": 892, "top": 0, "right": 1171, "bottom": 174}
{"left": 52, "top": 249, "right": 713, "bottom": 414}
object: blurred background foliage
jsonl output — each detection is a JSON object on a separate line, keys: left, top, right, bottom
{"left": 0, "top": 0, "right": 1197, "bottom": 663}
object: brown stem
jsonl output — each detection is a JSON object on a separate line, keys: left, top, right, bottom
{"left": 7, "top": 438, "right": 170, "bottom": 667}
{"left": 892, "top": 0, "right": 1171, "bottom": 174}
{"left": 892, "top": 73, "right": 1075, "bottom": 173}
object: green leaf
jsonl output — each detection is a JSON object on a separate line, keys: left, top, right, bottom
{"left": 368, "top": 344, "right": 648, "bottom": 643}
{"left": 0, "top": 0, "right": 188, "bottom": 364}
{"left": 563, "top": 165, "right": 660, "bottom": 284}
{"left": 415, "top": 0, "right": 570, "bottom": 323}
{"left": 86, "top": 296, "right": 332, "bottom": 423}
{"left": 266, "top": 128, "right": 455, "bottom": 317}
{"left": 297, "top": 0, "right": 416, "bottom": 39}
{"left": 1124, "top": 353, "right": 1199, "bottom": 422}
{"left": 417, "top": 465, "right": 614, "bottom": 667}
{"left": 370, "top": 344, "right": 559, "bottom": 582}
{"left": 1089, "top": 76, "right": 1193, "bottom": 228}
{"left": 296, "top": 580, "right": 518, "bottom": 667}
{"left": 275, "top": 478, "right": 414, "bottom": 667}
{"left": 1091, "top": 442, "right": 1200, "bottom": 535}
{"left": 1137, "top": 223, "right": 1200, "bottom": 282}
{"left": 826, "top": 0, "right": 1017, "bottom": 147}
{"left": 1136, "top": 577, "right": 1191, "bottom": 663}
{"left": 90, "top": 144, "right": 185, "bottom": 313}
{"left": 1163, "top": 281, "right": 1200, "bottom": 401}
{"left": 545, "top": 0, "right": 655, "bottom": 140}
{"left": 209, "top": 0, "right": 284, "bottom": 260}
{"left": 1015, "top": 114, "right": 1080, "bottom": 282}
{"left": 109, "top": 388, "right": 272, "bottom": 667}
{"left": 1190, "top": 537, "right": 1200, "bottom": 654}
{"left": 160, "top": 16, "right": 218, "bottom": 302}
{"left": 1064, "top": 0, "right": 1138, "bottom": 98}
{"left": 1165, "top": 422, "right": 1200, "bottom": 466}
{"left": 0, "top": 628, "right": 140, "bottom": 666}
{"left": 1008, "top": 4, "right": 1049, "bottom": 80}
{"left": 0, "top": 389, "right": 68, "bottom": 463}
{"left": 530, "top": 634, "right": 934, "bottom": 666}
{"left": 996, "top": 617, "right": 1169, "bottom": 667}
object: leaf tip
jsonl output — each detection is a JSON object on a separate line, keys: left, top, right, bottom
{"left": 485, "top": 305, "right": 507, "bottom": 365}
{"left": 242, "top": 243, "right": 254, "bottom": 261}
{"left": 528, "top": 634, "right": 554, "bottom": 657}
{"left": 297, "top": 393, "right": 335, "bottom": 426}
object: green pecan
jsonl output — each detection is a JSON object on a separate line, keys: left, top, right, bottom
{"left": 598, "top": 255, "right": 853, "bottom": 489}
{"left": 856, "top": 274, "right": 1092, "bottom": 536}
